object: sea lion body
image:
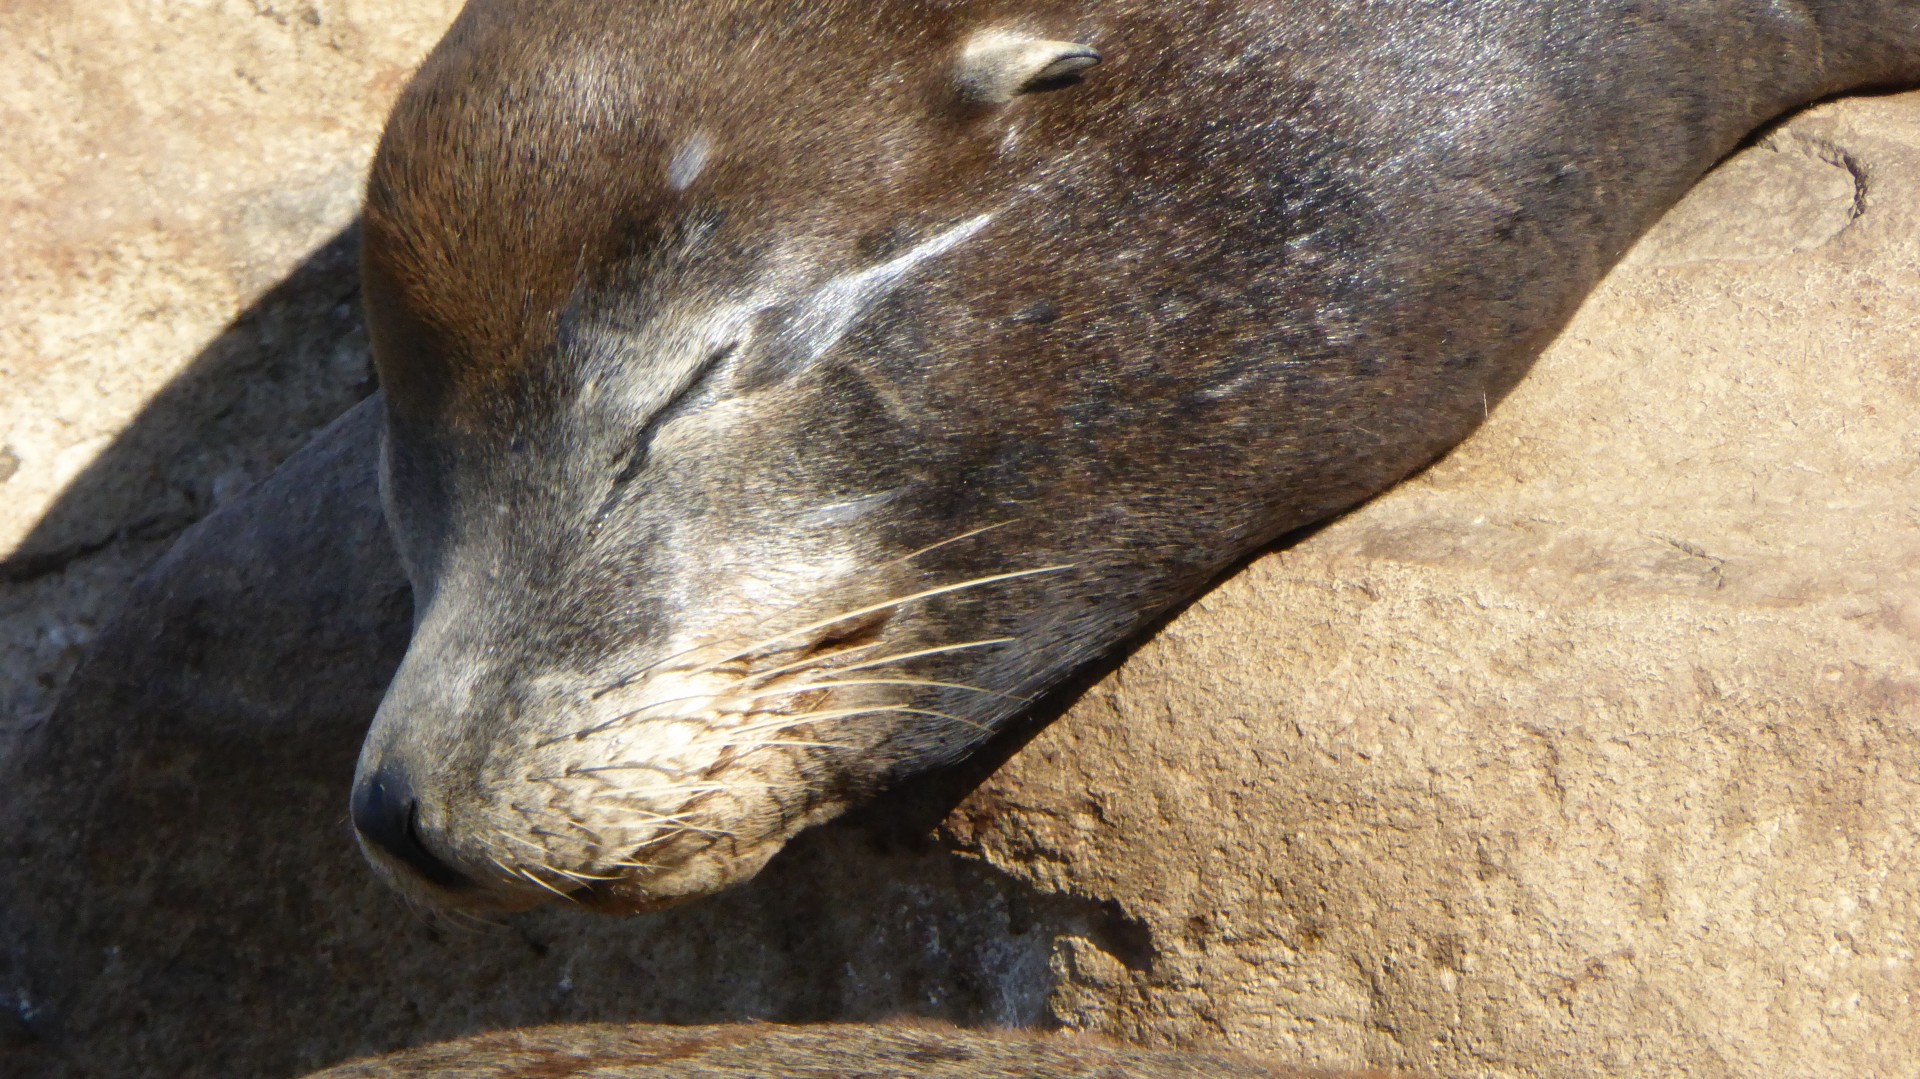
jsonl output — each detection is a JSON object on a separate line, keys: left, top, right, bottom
{"left": 301, "top": 1021, "right": 1340, "bottom": 1078}
{"left": 352, "top": 0, "right": 1920, "bottom": 911}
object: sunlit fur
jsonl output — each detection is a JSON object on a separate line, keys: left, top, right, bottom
{"left": 355, "top": 0, "right": 1920, "bottom": 913}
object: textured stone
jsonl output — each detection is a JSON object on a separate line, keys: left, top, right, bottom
{"left": 0, "top": 4, "right": 1915, "bottom": 1079}
{"left": 0, "top": 0, "right": 461, "bottom": 737}
{"left": 953, "top": 95, "right": 1920, "bottom": 1077}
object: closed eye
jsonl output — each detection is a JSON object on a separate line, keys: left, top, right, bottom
{"left": 604, "top": 340, "right": 739, "bottom": 498}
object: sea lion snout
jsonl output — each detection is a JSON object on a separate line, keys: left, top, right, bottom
{"left": 349, "top": 763, "right": 474, "bottom": 892}
{"left": 351, "top": 598, "right": 995, "bottom": 913}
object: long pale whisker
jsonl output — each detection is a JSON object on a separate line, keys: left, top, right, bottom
{"left": 820, "top": 638, "right": 1018, "bottom": 676}
{"left": 705, "top": 704, "right": 990, "bottom": 742}
{"left": 684, "top": 565, "right": 1073, "bottom": 678}
{"left": 497, "top": 824, "right": 621, "bottom": 882}
{"left": 573, "top": 780, "right": 752, "bottom": 799}
{"left": 542, "top": 690, "right": 737, "bottom": 746}
{"left": 487, "top": 853, "right": 579, "bottom": 902}
{"left": 523, "top": 872, "right": 577, "bottom": 902}
{"left": 577, "top": 805, "right": 730, "bottom": 839}
{"left": 733, "top": 640, "right": 889, "bottom": 685}
{"left": 607, "top": 859, "right": 667, "bottom": 872}
{"left": 531, "top": 764, "right": 682, "bottom": 784}
{"left": 443, "top": 907, "right": 511, "bottom": 933}
{"left": 592, "top": 521, "right": 1019, "bottom": 697}
{"left": 578, "top": 801, "right": 707, "bottom": 822}
{"left": 630, "top": 819, "right": 738, "bottom": 840}
{"left": 546, "top": 864, "right": 624, "bottom": 884}
{"left": 743, "top": 676, "right": 1030, "bottom": 702}
{"left": 568, "top": 667, "right": 1001, "bottom": 747}
{"left": 556, "top": 650, "right": 1027, "bottom": 748}
{"left": 496, "top": 831, "right": 558, "bottom": 856}
{"left": 703, "top": 736, "right": 852, "bottom": 755}
{"left": 565, "top": 773, "right": 781, "bottom": 791}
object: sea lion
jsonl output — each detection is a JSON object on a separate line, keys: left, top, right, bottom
{"left": 299, "top": 1021, "right": 1344, "bottom": 1078}
{"left": 351, "top": 0, "right": 1920, "bottom": 913}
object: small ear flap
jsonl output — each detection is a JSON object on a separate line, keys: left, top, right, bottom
{"left": 957, "top": 31, "right": 1101, "bottom": 104}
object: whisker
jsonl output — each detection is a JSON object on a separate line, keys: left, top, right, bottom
{"left": 577, "top": 805, "right": 727, "bottom": 838}
{"left": 705, "top": 704, "right": 990, "bottom": 740}
{"left": 579, "top": 801, "right": 704, "bottom": 821}
{"left": 531, "top": 764, "right": 679, "bottom": 784}
{"left": 516, "top": 863, "right": 580, "bottom": 902}
{"left": 629, "top": 819, "right": 737, "bottom": 840}
{"left": 591, "top": 521, "right": 1020, "bottom": 697}
{"left": 444, "top": 908, "right": 510, "bottom": 934}
{"left": 484, "top": 845, "right": 586, "bottom": 903}
{"left": 820, "top": 637, "right": 1018, "bottom": 676}
{"left": 567, "top": 773, "right": 778, "bottom": 792}
{"left": 733, "top": 640, "right": 889, "bottom": 684}
{"left": 551, "top": 817, "right": 608, "bottom": 845}
{"left": 547, "top": 864, "right": 623, "bottom": 884}
{"left": 555, "top": 634, "right": 1029, "bottom": 748}
{"left": 742, "top": 676, "right": 1029, "bottom": 702}
{"left": 704, "top": 738, "right": 842, "bottom": 751}
{"left": 544, "top": 690, "right": 733, "bottom": 744}
{"left": 684, "top": 565, "right": 1073, "bottom": 677}
{"left": 565, "top": 668, "right": 975, "bottom": 747}
{"left": 578, "top": 782, "right": 749, "bottom": 801}
{"left": 483, "top": 848, "right": 564, "bottom": 898}
{"left": 496, "top": 831, "right": 557, "bottom": 856}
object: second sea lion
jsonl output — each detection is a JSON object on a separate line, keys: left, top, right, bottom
{"left": 300, "top": 1021, "right": 1350, "bottom": 1078}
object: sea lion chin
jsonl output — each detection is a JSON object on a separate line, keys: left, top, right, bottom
{"left": 348, "top": 0, "right": 1920, "bottom": 913}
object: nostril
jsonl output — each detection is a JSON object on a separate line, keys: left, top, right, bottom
{"left": 350, "top": 765, "right": 473, "bottom": 890}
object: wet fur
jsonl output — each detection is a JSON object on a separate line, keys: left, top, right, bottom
{"left": 355, "top": 0, "right": 1920, "bottom": 911}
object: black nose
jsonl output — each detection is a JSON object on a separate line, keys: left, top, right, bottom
{"left": 350, "top": 765, "right": 472, "bottom": 890}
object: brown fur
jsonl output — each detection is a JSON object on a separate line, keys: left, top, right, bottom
{"left": 302, "top": 1021, "right": 1377, "bottom": 1078}
{"left": 351, "top": 0, "right": 1920, "bottom": 913}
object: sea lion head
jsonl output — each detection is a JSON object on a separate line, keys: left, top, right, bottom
{"left": 352, "top": 0, "right": 1419, "bottom": 914}
{"left": 351, "top": 1, "right": 1138, "bottom": 913}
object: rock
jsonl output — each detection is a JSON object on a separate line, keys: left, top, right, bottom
{"left": 0, "top": 0, "right": 462, "bottom": 742}
{"left": 1, "top": 3, "right": 1915, "bottom": 1078}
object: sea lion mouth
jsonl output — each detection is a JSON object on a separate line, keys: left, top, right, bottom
{"left": 353, "top": 557, "right": 1066, "bottom": 914}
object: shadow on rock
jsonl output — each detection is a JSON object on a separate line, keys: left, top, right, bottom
{"left": 0, "top": 227, "right": 377, "bottom": 588}
{"left": 0, "top": 250, "right": 1155, "bottom": 1079}
{"left": 0, "top": 225, "right": 379, "bottom": 731}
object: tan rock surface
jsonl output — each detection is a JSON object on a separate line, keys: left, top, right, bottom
{"left": 953, "top": 96, "right": 1920, "bottom": 1077}
{"left": 0, "top": 4, "right": 1915, "bottom": 1078}
{"left": 0, "top": 0, "right": 461, "bottom": 731}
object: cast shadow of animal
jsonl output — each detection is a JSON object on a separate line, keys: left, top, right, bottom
{"left": 0, "top": 223, "right": 1204, "bottom": 1079}
{"left": 0, "top": 229, "right": 378, "bottom": 588}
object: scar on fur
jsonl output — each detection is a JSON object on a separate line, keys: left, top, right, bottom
{"left": 667, "top": 132, "right": 714, "bottom": 192}
{"left": 957, "top": 31, "right": 1101, "bottom": 105}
